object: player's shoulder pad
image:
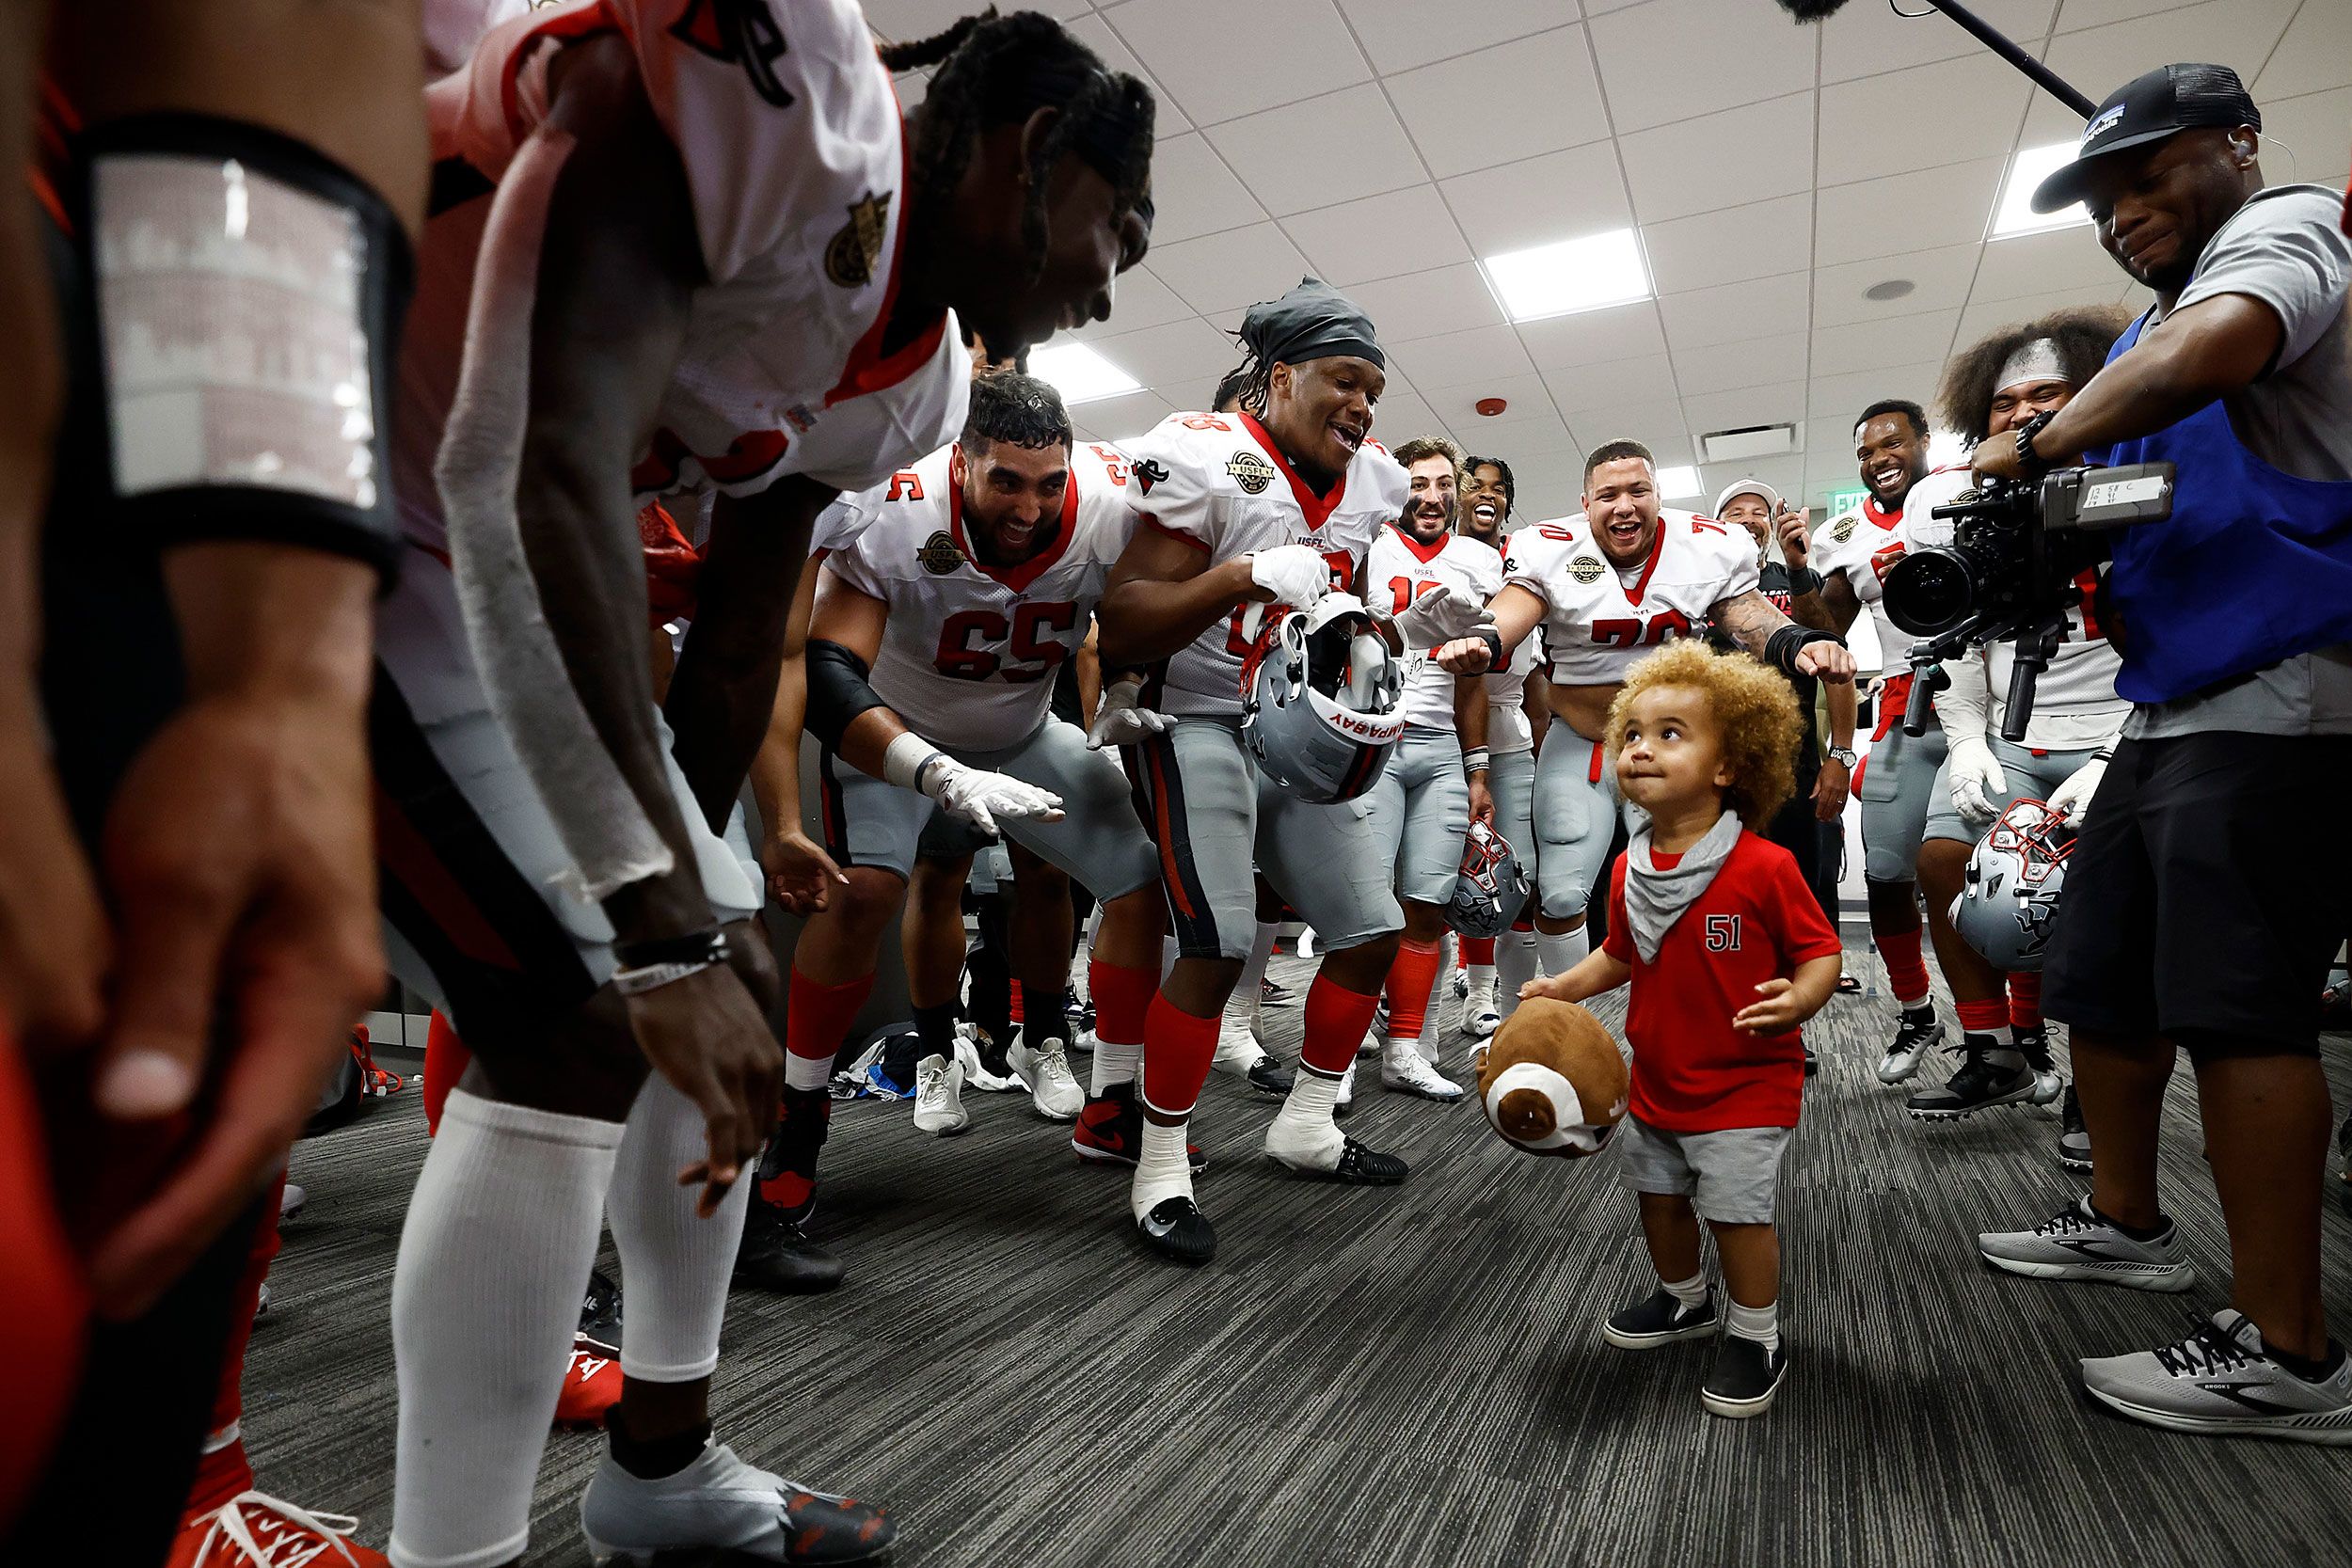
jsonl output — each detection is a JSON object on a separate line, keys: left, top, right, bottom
{"left": 1672, "top": 508, "right": 1753, "bottom": 567}
{"left": 1352, "top": 440, "right": 1409, "bottom": 514}
{"left": 1814, "top": 502, "right": 1867, "bottom": 552}
{"left": 1121, "top": 412, "right": 1258, "bottom": 505}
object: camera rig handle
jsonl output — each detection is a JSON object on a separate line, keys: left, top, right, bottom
{"left": 2000, "top": 611, "right": 2068, "bottom": 743}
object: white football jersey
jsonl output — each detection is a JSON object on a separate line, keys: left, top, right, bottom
{"left": 1122, "top": 412, "right": 1409, "bottom": 718}
{"left": 398, "top": 0, "right": 966, "bottom": 555}
{"left": 823, "top": 442, "right": 1137, "bottom": 752}
{"left": 1367, "top": 526, "right": 1502, "bottom": 733}
{"left": 1484, "top": 633, "right": 1541, "bottom": 756}
{"left": 1503, "top": 511, "right": 1760, "bottom": 687}
{"left": 1810, "top": 487, "right": 1919, "bottom": 659}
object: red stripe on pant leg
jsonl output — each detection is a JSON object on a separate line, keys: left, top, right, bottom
{"left": 1878, "top": 926, "right": 1930, "bottom": 1004}
{"left": 1301, "top": 973, "right": 1383, "bottom": 1076}
{"left": 1956, "top": 998, "right": 2008, "bottom": 1034}
{"left": 1461, "top": 936, "right": 1496, "bottom": 965}
{"left": 423, "top": 1009, "right": 470, "bottom": 1137}
{"left": 1089, "top": 960, "right": 1156, "bottom": 1047}
{"left": 786, "top": 968, "right": 876, "bottom": 1071}
{"left": 1140, "top": 991, "right": 1220, "bottom": 1117}
{"left": 1383, "top": 938, "right": 1444, "bottom": 1040}
{"left": 2008, "top": 970, "right": 2042, "bottom": 1030}
{"left": 1511, "top": 916, "right": 1535, "bottom": 933}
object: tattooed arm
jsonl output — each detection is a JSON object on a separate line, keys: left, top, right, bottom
{"left": 1712, "top": 589, "right": 1857, "bottom": 684}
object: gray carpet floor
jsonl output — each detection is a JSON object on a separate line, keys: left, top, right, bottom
{"left": 250, "top": 941, "right": 2352, "bottom": 1567}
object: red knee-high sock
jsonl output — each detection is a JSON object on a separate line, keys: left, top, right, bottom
{"left": 422, "top": 1009, "right": 469, "bottom": 1136}
{"left": 1878, "top": 925, "right": 1930, "bottom": 1007}
{"left": 1009, "top": 980, "right": 1025, "bottom": 1026}
{"left": 1461, "top": 936, "right": 1497, "bottom": 966}
{"left": 1140, "top": 991, "right": 1220, "bottom": 1117}
{"left": 1382, "top": 938, "right": 1444, "bottom": 1041}
{"left": 1956, "top": 997, "right": 2009, "bottom": 1036}
{"left": 1089, "top": 959, "right": 1155, "bottom": 1049}
{"left": 179, "top": 1168, "right": 286, "bottom": 1517}
{"left": 785, "top": 967, "right": 875, "bottom": 1091}
{"left": 1301, "top": 973, "right": 1384, "bottom": 1076}
{"left": 2008, "top": 971, "right": 2042, "bottom": 1031}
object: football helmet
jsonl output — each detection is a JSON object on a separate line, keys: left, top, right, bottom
{"left": 1240, "top": 594, "right": 1405, "bottom": 803}
{"left": 1951, "top": 799, "right": 2072, "bottom": 972}
{"left": 1447, "top": 820, "right": 1529, "bottom": 939}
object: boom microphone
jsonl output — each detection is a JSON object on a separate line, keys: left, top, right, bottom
{"left": 1767, "top": 0, "right": 2097, "bottom": 117}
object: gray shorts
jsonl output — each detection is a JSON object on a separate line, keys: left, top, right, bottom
{"left": 1364, "top": 724, "right": 1470, "bottom": 907}
{"left": 1614, "top": 1114, "right": 1791, "bottom": 1227}
{"left": 1486, "top": 746, "right": 1537, "bottom": 920}
{"left": 1922, "top": 736, "right": 2104, "bottom": 845}
{"left": 1857, "top": 716, "right": 1947, "bottom": 882}
{"left": 817, "top": 717, "right": 1158, "bottom": 898}
{"left": 1533, "top": 733, "right": 1623, "bottom": 921}
{"left": 1132, "top": 717, "right": 1404, "bottom": 960}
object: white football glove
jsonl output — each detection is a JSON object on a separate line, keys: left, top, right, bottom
{"left": 1248, "top": 544, "right": 1333, "bottom": 610}
{"left": 1392, "top": 583, "right": 1497, "bottom": 650}
{"left": 2046, "top": 755, "right": 2106, "bottom": 826}
{"left": 1945, "top": 734, "right": 2008, "bottom": 824}
{"left": 920, "top": 758, "right": 1064, "bottom": 835}
{"left": 1086, "top": 677, "right": 1174, "bottom": 750}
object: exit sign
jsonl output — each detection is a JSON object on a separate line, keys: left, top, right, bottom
{"left": 1824, "top": 487, "right": 1868, "bottom": 516}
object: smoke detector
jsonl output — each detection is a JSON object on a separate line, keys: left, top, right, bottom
{"left": 1475, "top": 397, "right": 1509, "bottom": 417}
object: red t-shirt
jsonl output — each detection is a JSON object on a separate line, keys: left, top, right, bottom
{"left": 1603, "top": 830, "right": 1843, "bottom": 1132}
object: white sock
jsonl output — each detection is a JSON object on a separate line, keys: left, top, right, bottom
{"left": 1129, "top": 1118, "right": 1194, "bottom": 1220}
{"left": 1496, "top": 928, "right": 1538, "bottom": 1022}
{"left": 1534, "top": 924, "right": 1590, "bottom": 979}
{"left": 606, "top": 1072, "right": 754, "bottom": 1384}
{"left": 1089, "top": 1038, "right": 1142, "bottom": 1097}
{"left": 1265, "top": 1067, "right": 1343, "bottom": 1165}
{"left": 391, "top": 1089, "right": 620, "bottom": 1568}
{"left": 1661, "top": 1269, "right": 1709, "bottom": 1309}
{"left": 1238, "top": 920, "right": 1277, "bottom": 1001}
{"left": 1724, "top": 1297, "right": 1780, "bottom": 1354}
{"left": 1467, "top": 963, "right": 1496, "bottom": 1003}
{"left": 784, "top": 1051, "right": 833, "bottom": 1092}
{"left": 1411, "top": 953, "right": 1445, "bottom": 1064}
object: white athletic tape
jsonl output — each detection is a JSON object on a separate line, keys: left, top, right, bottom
{"left": 437, "top": 126, "right": 675, "bottom": 902}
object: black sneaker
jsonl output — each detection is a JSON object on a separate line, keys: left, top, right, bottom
{"left": 579, "top": 1268, "right": 624, "bottom": 1342}
{"left": 1273, "top": 1134, "right": 1407, "bottom": 1186}
{"left": 2059, "top": 1084, "right": 2092, "bottom": 1171}
{"left": 1906, "top": 1046, "right": 2037, "bottom": 1121}
{"left": 1602, "top": 1289, "right": 1719, "bottom": 1350}
{"left": 1136, "top": 1196, "right": 1216, "bottom": 1264}
{"left": 755, "top": 1086, "right": 831, "bottom": 1225}
{"left": 1876, "top": 1008, "right": 1942, "bottom": 1085}
{"left": 1702, "top": 1335, "right": 1788, "bottom": 1418}
{"left": 1261, "top": 977, "right": 1295, "bottom": 1006}
{"left": 733, "top": 1196, "right": 846, "bottom": 1293}
{"left": 1247, "top": 1055, "right": 1295, "bottom": 1097}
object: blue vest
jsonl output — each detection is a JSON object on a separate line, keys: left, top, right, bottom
{"left": 2096, "top": 309, "right": 2352, "bottom": 704}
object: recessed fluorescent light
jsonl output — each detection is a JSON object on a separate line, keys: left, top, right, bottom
{"left": 1027, "top": 342, "right": 1141, "bottom": 404}
{"left": 1480, "top": 228, "right": 1653, "bottom": 324}
{"left": 1655, "top": 465, "right": 1702, "bottom": 499}
{"left": 1990, "top": 141, "right": 2091, "bottom": 238}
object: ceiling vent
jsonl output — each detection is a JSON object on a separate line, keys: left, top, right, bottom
{"left": 1700, "top": 422, "right": 1800, "bottom": 464}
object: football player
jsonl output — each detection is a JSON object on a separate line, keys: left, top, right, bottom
{"left": 1436, "top": 440, "right": 1855, "bottom": 974}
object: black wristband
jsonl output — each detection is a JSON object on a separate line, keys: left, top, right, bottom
{"left": 2014, "top": 409, "right": 2059, "bottom": 480}
{"left": 1472, "top": 626, "right": 1503, "bottom": 665}
{"left": 1765, "top": 625, "right": 1842, "bottom": 676}
{"left": 612, "top": 927, "right": 729, "bottom": 972}
{"left": 1784, "top": 567, "right": 1824, "bottom": 596}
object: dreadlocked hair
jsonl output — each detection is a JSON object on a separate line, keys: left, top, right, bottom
{"left": 1936, "top": 304, "right": 2137, "bottom": 448}
{"left": 888, "top": 10, "right": 1155, "bottom": 284}
{"left": 1211, "top": 364, "right": 1251, "bottom": 414}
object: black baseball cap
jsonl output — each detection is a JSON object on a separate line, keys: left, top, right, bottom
{"left": 2030, "top": 63, "right": 2261, "bottom": 214}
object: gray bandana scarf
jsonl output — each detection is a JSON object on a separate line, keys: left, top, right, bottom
{"left": 1623, "top": 810, "right": 1743, "bottom": 964}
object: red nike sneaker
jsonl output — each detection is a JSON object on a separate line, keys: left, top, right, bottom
{"left": 1071, "top": 1083, "right": 1204, "bottom": 1171}
{"left": 556, "top": 1333, "right": 624, "bottom": 1427}
{"left": 165, "top": 1490, "right": 388, "bottom": 1567}
{"left": 349, "top": 1026, "right": 405, "bottom": 1098}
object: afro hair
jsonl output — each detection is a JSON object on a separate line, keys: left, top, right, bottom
{"left": 1604, "top": 641, "right": 1805, "bottom": 828}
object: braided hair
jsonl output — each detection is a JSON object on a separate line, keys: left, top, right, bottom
{"left": 883, "top": 11, "right": 1155, "bottom": 284}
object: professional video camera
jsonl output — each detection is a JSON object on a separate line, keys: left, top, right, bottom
{"left": 1881, "top": 463, "right": 2174, "bottom": 740}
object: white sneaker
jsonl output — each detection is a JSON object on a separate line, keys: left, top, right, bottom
{"left": 1009, "top": 1037, "right": 1085, "bottom": 1120}
{"left": 278, "top": 1180, "right": 307, "bottom": 1224}
{"left": 1977, "top": 1196, "right": 2196, "bottom": 1292}
{"left": 1210, "top": 1011, "right": 1265, "bottom": 1077}
{"left": 579, "top": 1441, "right": 896, "bottom": 1565}
{"left": 912, "top": 1053, "right": 969, "bottom": 1136}
{"left": 1381, "top": 1043, "right": 1464, "bottom": 1101}
{"left": 2078, "top": 1309, "right": 2352, "bottom": 1445}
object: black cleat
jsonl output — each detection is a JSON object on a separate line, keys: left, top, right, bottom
{"left": 1136, "top": 1196, "right": 1217, "bottom": 1263}
{"left": 1325, "top": 1135, "right": 1408, "bottom": 1186}
{"left": 1876, "top": 1008, "right": 1942, "bottom": 1085}
{"left": 1906, "top": 1048, "right": 2038, "bottom": 1121}
{"left": 1247, "top": 1054, "right": 1295, "bottom": 1098}
{"left": 2059, "top": 1084, "right": 2092, "bottom": 1171}
{"left": 579, "top": 1268, "right": 624, "bottom": 1342}
{"left": 1602, "top": 1288, "right": 1719, "bottom": 1350}
{"left": 733, "top": 1197, "right": 846, "bottom": 1293}
{"left": 756, "top": 1086, "right": 832, "bottom": 1226}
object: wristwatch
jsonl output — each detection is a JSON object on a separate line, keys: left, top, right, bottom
{"left": 1826, "top": 745, "right": 1859, "bottom": 767}
{"left": 2013, "top": 409, "right": 2058, "bottom": 480}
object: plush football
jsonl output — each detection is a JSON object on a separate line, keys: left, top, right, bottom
{"left": 1477, "top": 999, "right": 1629, "bottom": 1158}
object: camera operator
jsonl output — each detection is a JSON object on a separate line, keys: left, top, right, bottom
{"left": 1899, "top": 308, "right": 2134, "bottom": 1155}
{"left": 1970, "top": 64, "right": 2352, "bottom": 1439}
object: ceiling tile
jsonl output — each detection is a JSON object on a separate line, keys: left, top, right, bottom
{"left": 1813, "top": 158, "right": 2007, "bottom": 264}
{"left": 1102, "top": 0, "right": 1369, "bottom": 124}
{"left": 1591, "top": 0, "right": 1820, "bottom": 134}
{"left": 2025, "top": 0, "right": 2300, "bottom": 142}
{"left": 1951, "top": 282, "right": 2140, "bottom": 350}
{"left": 1089, "top": 318, "right": 1245, "bottom": 392}
{"left": 1368, "top": 392, "right": 1441, "bottom": 447}
{"left": 1205, "top": 85, "right": 1423, "bottom": 215}
{"left": 1819, "top": 54, "right": 2032, "bottom": 187}
{"left": 1658, "top": 273, "right": 1812, "bottom": 351}
{"left": 1071, "top": 265, "right": 1195, "bottom": 341}
{"left": 1807, "top": 361, "right": 1943, "bottom": 427}
{"left": 2259, "top": 87, "right": 2352, "bottom": 190}
{"left": 1620, "top": 93, "right": 1818, "bottom": 225}
{"left": 1641, "top": 194, "right": 1815, "bottom": 294}
{"left": 1811, "top": 243, "right": 1981, "bottom": 328}
{"left": 2254, "top": 5, "right": 2352, "bottom": 103}
{"left": 1388, "top": 25, "right": 1610, "bottom": 178}
{"left": 1672, "top": 330, "right": 1809, "bottom": 395}
{"left": 1541, "top": 353, "right": 1680, "bottom": 409}
{"left": 1819, "top": 0, "right": 2057, "bottom": 84}
{"left": 1071, "top": 389, "right": 1177, "bottom": 444}
{"left": 1059, "top": 12, "right": 1193, "bottom": 135}
{"left": 1699, "top": 453, "right": 1809, "bottom": 510}
{"left": 1387, "top": 324, "right": 1534, "bottom": 390}
{"left": 1557, "top": 399, "right": 1697, "bottom": 468}
{"left": 1967, "top": 226, "right": 2126, "bottom": 302}
{"left": 1348, "top": 263, "right": 1509, "bottom": 340}
{"left": 1139, "top": 135, "right": 1264, "bottom": 245}
{"left": 1440, "top": 141, "right": 1631, "bottom": 257}
{"left": 1283, "top": 185, "right": 1472, "bottom": 287}
{"left": 1516, "top": 300, "right": 1669, "bottom": 370}
{"left": 1681, "top": 381, "right": 1807, "bottom": 436}
{"left": 864, "top": 0, "right": 1092, "bottom": 39}
{"left": 1339, "top": 0, "right": 1579, "bottom": 75}
{"left": 1809, "top": 309, "right": 1962, "bottom": 378}
{"left": 1420, "top": 371, "right": 1556, "bottom": 427}
{"left": 1145, "top": 223, "right": 1313, "bottom": 315}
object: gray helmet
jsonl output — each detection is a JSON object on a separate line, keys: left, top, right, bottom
{"left": 1447, "top": 819, "right": 1528, "bottom": 939}
{"left": 1951, "top": 799, "right": 2073, "bottom": 972}
{"left": 1240, "top": 594, "right": 1404, "bottom": 804}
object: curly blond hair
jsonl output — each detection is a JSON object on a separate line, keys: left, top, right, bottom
{"left": 1603, "top": 641, "right": 1804, "bottom": 826}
